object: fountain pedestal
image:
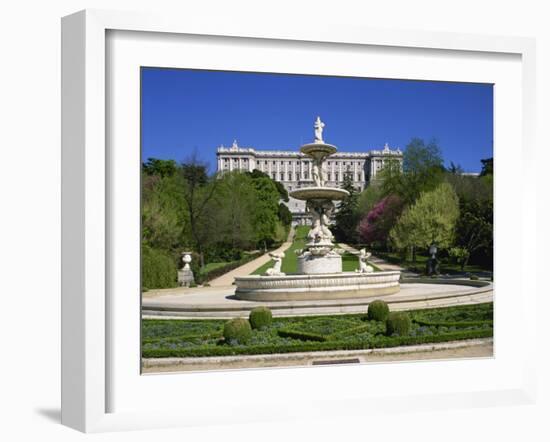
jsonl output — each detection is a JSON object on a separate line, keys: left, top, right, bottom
{"left": 297, "top": 252, "right": 342, "bottom": 274}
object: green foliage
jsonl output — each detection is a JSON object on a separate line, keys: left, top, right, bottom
{"left": 141, "top": 244, "right": 178, "bottom": 289}
{"left": 449, "top": 247, "right": 470, "bottom": 271}
{"left": 380, "top": 138, "right": 445, "bottom": 205}
{"left": 367, "top": 300, "right": 390, "bottom": 321}
{"left": 142, "top": 173, "right": 188, "bottom": 251}
{"left": 357, "top": 181, "right": 384, "bottom": 216}
{"left": 390, "top": 182, "right": 459, "bottom": 251}
{"left": 195, "top": 252, "right": 262, "bottom": 284}
{"left": 277, "top": 328, "right": 327, "bottom": 342}
{"left": 142, "top": 158, "right": 177, "bottom": 177}
{"left": 142, "top": 303, "right": 493, "bottom": 358}
{"left": 446, "top": 166, "right": 493, "bottom": 269}
{"left": 249, "top": 307, "right": 273, "bottom": 330}
{"left": 278, "top": 203, "right": 293, "bottom": 227}
{"left": 386, "top": 312, "right": 412, "bottom": 336}
{"left": 223, "top": 318, "right": 252, "bottom": 345}
{"left": 333, "top": 173, "right": 360, "bottom": 242}
{"left": 248, "top": 174, "right": 282, "bottom": 247}
{"left": 480, "top": 157, "right": 493, "bottom": 177}
{"left": 247, "top": 169, "right": 289, "bottom": 202}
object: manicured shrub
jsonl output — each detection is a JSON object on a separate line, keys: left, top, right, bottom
{"left": 386, "top": 312, "right": 411, "bottom": 336}
{"left": 141, "top": 244, "right": 178, "bottom": 289}
{"left": 223, "top": 318, "right": 252, "bottom": 345}
{"left": 470, "top": 274, "right": 480, "bottom": 280}
{"left": 367, "top": 300, "right": 390, "bottom": 321}
{"left": 249, "top": 307, "right": 273, "bottom": 330}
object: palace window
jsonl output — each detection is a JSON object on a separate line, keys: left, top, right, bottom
{"left": 280, "top": 172, "right": 284, "bottom": 180}
{"left": 335, "top": 172, "right": 339, "bottom": 181}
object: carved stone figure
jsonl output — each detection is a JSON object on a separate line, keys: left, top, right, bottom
{"left": 314, "top": 116, "right": 325, "bottom": 143}
{"left": 312, "top": 162, "right": 322, "bottom": 187}
{"left": 356, "top": 248, "right": 374, "bottom": 273}
{"left": 265, "top": 251, "right": 285, "bottom": 276}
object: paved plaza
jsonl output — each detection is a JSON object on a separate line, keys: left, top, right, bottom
{"left": 142, "top": 280, "right": 493, "bottom": 319}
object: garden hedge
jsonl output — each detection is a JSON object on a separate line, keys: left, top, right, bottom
{"left": 143, "top": 328, "right": 493, "bottom": 358}
{"left": 223, "top": 318, "right": 252, "bottom": 344}
{"left": 386, "top": 312, "right": 412, "bottom": 336}
{"left": 249, "top": 307, "right": 273, "bottom": 330}
{"left": 367, "top": 300, "right": 390, "bottom": 322}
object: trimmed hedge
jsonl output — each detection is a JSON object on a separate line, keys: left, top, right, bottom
{"left": 367, "top": 300, "right": 390, "bottom": 322}
{"left": 328, "top": 323, "right": 375, "bottom": 340}
{"left": 278, "top": 328, "right": 327, "bottom": 342}
{"left": 143, "top": 328, "right": 493, "bottom": 358}
{"left": 386, "top": 312, "right": 412, "bottom": 336}
{"left": 141, "top": 245, "right": 178, "bottom": 289}
{"left": 249, "top": 307, "right": 273, "bottom": 330}
{"left": 413, "top": 318, "right": 493, "bottom": 328}
{"left": 223, "top": 318, "right": 252, "bottom": 345}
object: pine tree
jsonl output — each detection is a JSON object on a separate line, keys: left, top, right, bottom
{"left": 333, "top": 173, "right": 360, "bottom": 243}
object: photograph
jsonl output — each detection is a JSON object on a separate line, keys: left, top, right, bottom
{"left": 140, "top": 68, "right": 494, "bottom": 373}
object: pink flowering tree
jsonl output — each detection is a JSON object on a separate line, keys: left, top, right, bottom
{"left": 357, "top": 195, "right": 404, "bottom": 246}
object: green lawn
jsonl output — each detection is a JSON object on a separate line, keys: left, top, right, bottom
{"left": 251, "top": 225, "right": 309, "bottom": 275}
{"left": 203, "top": 261, "right": 238, "bottom": 273}
{"left": 142, "top": 302, "right": 493, "bottom": 358}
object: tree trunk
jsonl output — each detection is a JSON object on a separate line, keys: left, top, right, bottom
{"left": 412, "top": 245, "right": 417, "bottom": 263}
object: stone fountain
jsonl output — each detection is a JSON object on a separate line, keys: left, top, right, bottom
{"left": 234, "top": 117, "right": 401, "bottom": 301}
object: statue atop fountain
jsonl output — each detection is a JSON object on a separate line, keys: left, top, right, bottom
{"left": 314, "top": 116, "right": 325, "bottom": 143}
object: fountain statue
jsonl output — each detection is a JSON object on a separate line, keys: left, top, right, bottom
{"left": 234, "top": 118, "right": 401, "bottom": 301}
{"left": 289, "top": 117, "right": 350, "bottom": 273}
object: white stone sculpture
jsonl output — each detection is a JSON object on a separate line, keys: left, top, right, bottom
{"left": 178, "top": 252, "right": 195, "bottom": 286}
{"left": 265, "top": 251, "right": 285, "bottom": 276}
{"left": 182, "top": 253, "right": 192, "bottom": 270}
{"left": 356, "top": 248, "right": 374, "bottom": 273}
{"left": 312, "top": 161, "right": 322, "bottom": 187}
{"left": 314, "top": 116, "right": 325, "bottom": 143}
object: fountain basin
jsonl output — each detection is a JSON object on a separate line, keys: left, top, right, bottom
{"left": 290, "top": 186, "right": 349, "bottom": 201}
{"left": 300, "top": 142, "right": 338, "bottom": 159}
{"left": 234, "top": 271, "right": 401, "bottom": 301}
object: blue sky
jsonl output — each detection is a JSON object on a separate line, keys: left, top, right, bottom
{"left": 141, "top": 68, "right": 493, "bottom": 173}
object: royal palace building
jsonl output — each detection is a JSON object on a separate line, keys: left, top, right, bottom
{"left": 216, "top": 140, "right": 403, "bottom": 221}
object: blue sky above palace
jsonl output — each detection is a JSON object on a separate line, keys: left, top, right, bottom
{"left": 141, "top": 68, "right": 493, "bottom": 173}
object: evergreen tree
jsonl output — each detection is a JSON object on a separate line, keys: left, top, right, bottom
{"left": 333, "top": 173, "right": 360, "bottom": 243}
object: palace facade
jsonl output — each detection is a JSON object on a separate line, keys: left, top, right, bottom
{"left": 216, "top": 140, "right": 403, "bottom": 219}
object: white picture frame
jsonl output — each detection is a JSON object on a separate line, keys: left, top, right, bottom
{"left": 61, "top": 9, "right": 537, "bottom": 433}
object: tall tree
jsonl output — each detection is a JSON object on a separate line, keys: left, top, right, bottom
{"left": 390, "top": 182, "right": 459, "bottom": 261}
{"left": 178, "top": 160, "right": 220, "bottom": 268}
{"left": 333, "top": 173, "right": 360, "bottom": 243}
{"left": 480, "top": 157, "right": 493, "bottom": 177}
{"left": 142, "top": 158, "right": 178, "bottom": 177}
{"left": 357, "top": 195, "right": 404, "bottom": 247}
{"left": 380, "top": 138, "right": 445, "bottom": 205}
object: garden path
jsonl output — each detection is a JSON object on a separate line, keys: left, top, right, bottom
{"left": 338, "top": 243, "right": 405, "bottom": 271}
{"left": 208, "top": 226, "right": 296, "bottom": 287}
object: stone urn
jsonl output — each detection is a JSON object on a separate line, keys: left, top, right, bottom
{"left": 178, "top": 251, "right": 195, "bottom": 287}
